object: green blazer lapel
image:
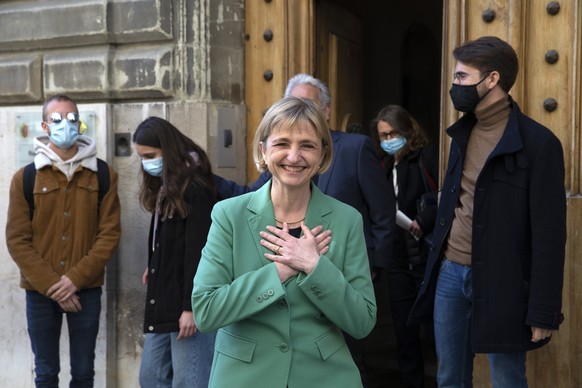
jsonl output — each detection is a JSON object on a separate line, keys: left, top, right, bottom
{"left": 305, "top": 182, "right": 332, "bottom": 231}
{"left": 247, "top": 179, "right": 276, "bottom": 266}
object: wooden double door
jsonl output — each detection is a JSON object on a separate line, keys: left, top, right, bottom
{"left": 245, "top": 1, "right": 582, "bottom": 386}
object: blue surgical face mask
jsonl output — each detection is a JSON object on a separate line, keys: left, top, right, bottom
{"left": 48, "top": 120, "right": 79, "bottom": 149}
{"left": 381, "top": 137, "right": 407, "bottom": 155}
{"left": 142, "top": 157, "right": 163, "bottom": 177}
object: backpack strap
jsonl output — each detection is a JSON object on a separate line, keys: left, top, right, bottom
{"left": 23, "top": 162, "right": 36, "bottom": 220}
{"left": 96, "top": 158, "right": 110, "bottom": 209}
{"left": 24, "top": 159, "right": 111, "bottom": 221}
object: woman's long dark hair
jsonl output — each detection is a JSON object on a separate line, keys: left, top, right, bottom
{"left": 133, "top": 116, "right": 215, "bottom": 219}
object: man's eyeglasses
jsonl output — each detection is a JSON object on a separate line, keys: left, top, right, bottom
{"left": 453, "top": 70, "right": 491, "bottom": 83}
{"left": 48, "top": 112, "right": 79, "bottom": 124}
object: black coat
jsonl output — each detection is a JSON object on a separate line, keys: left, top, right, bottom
{"left": 318, "top": 130, "right": 395, "bottom": 269}
{"left": 383, "top": 147, "right": 438, "bottom": 271}
{"left": 143, "top": 183, "right": 215, "bottom": 333}
{"left": 409, "top": 97, "right": 566, "bottom": 353}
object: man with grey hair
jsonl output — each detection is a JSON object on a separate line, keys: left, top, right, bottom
{"left": 284, "top": 73, "right": 332, "bottom": 116}
{"left": 282, "top": 73, "right": 394, "bottom": 272}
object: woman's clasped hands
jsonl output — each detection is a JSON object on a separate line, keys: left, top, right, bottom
{"left": 260, "top": 223, "right": 332, "bottom": 282}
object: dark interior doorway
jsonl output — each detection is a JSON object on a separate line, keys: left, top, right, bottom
{"left": 315, "top": 1, "right": 443, "bottom": 386}
{"left": 316, "top": 0, "right": 443, "bottom": 145}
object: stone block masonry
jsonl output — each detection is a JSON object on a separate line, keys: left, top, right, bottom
{"left": 0, "top": 2, "right": 246, "bottom": 385}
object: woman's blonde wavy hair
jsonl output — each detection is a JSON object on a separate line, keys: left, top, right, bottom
{"left": 252, "top": 97, "right": 333, "bottom": 174}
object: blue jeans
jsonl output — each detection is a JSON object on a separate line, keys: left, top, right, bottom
{"left": 26, "top": 287, "right": 102, "bottom": 388}
{"left": 139, "top": 330, "right": 216, "bottom": 388}
{"left": 434, "top": 259, "right": 527, "bottom": 388}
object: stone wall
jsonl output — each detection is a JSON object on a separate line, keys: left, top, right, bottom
{"left": 0, "top": 0, "right": 246, "bottom": 386}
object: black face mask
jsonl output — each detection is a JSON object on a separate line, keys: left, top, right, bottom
{"left": 449, "top": 75, "right": 490, "bottom": 113}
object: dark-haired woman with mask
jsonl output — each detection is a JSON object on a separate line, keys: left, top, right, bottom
{"left": 133, "top": 117, "right": 216, "bottom": 388}
{"left": 372, "top": 105, "right": 438, "bottom": 388}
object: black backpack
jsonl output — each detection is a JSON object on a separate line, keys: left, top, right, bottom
{"left": 23, "top": 159, "right": 110, "bottom": 220}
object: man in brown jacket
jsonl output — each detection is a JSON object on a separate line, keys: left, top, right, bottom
{"left": 6, "top": 95, "right": 121, "bottom": 387}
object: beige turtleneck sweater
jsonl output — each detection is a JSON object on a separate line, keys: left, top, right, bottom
{"left": 444, "top": 97, "right": 511, "bottom": 265}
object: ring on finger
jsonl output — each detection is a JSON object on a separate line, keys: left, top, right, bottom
{"left": 275, "top": 245, "right": 281, "bottom": 255}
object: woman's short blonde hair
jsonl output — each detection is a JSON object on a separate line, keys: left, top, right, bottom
{"left": 252, "top": 97, "right": 333, "bottom": 173}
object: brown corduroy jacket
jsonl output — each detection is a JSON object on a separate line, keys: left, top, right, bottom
{"left": 6, "top": 164, "right": 121, "bottom": 295}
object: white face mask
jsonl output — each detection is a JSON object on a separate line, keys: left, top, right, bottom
{"left": 142, "top": 157, "right": 163, "bottom": 177}
{"left": 49, "top": 120, "right": 79, "bottom": 149}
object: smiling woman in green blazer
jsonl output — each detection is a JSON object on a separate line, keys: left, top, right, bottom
{"left": 192, "top": 97, "right": 377, "bottom": 388}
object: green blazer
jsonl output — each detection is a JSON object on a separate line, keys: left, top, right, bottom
{"left": 192, "top": 181, "right": 377, "bottom": 388}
